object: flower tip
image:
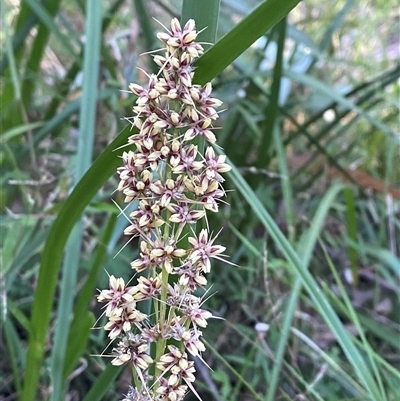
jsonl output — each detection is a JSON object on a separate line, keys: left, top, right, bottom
{"left": 171, "top": 18, "right": 182, "bottom": 33}
{"left": 157, "top": 32, "right": 170, "bottom": 43}
{"left": 183, "top": 31, "right": 197, "bottom": 44}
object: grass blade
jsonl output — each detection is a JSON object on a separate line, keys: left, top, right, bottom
{"left": 63, "top": 213, "right": 117, "bottom": 379}
{"left": 181, "top": 0, "right": 221, "bottom": 45}
{"left": 22, "top": 125, "right": 132, "bottom": 401}
{"left": 257, "top": 18, "right": 286, "bottom": 169}
{"left": 49, "top": 1, "right": 103, "bottom": 399}
{"left": 194, "top": 0, "right": 302, "bottom": 84}
{"left": 266, "top": 182, "right": 345, "bottom": 401}
{"left": 81, "top": 365, "right": 122, "bottom": 401}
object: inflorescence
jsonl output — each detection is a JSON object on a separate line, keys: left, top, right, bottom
{"left": 97, "top": 18, "right": 231, "bottom": 401}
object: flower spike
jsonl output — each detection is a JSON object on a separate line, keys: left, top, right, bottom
{"left": 97, "top": 18, "right": 231, "bottom": 401}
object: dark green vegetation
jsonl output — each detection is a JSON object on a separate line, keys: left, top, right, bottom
{"left": 1, "top": 0, "right": 399, "bottom": 400}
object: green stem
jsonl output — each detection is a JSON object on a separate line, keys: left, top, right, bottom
{"left": 132, "top": 365, "right": 141, "bottom": 392}
{"left": 154, "top": 156, "right": 172, "bottom": 384}
{"left": 154, "top": 261, "right": 169, "bottom": 372}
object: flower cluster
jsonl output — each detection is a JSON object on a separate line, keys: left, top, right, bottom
{"left": 97, "top": 18, "right": 231, "bottom": 401}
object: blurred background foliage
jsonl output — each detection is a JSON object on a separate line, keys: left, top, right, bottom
{"left": 1, "top": 0, "right": 399, "bottom": 400}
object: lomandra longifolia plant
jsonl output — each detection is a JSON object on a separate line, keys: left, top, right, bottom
{"left": 97, "top": 18, "right": 231, "bottom": 401}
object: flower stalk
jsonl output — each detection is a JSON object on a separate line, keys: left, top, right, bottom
{"left": 97, "top": 18, "right": 231, "bottom": 401}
